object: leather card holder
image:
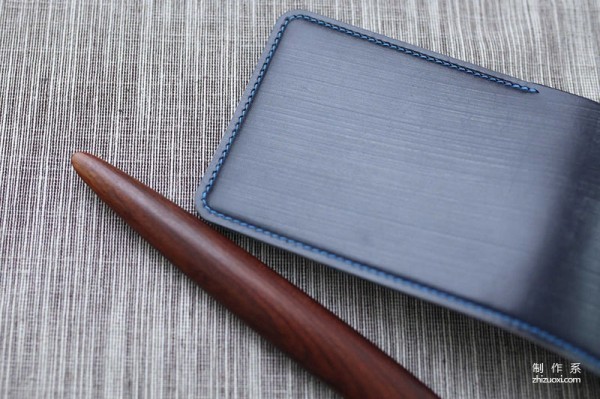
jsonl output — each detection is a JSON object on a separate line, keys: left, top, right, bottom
{"left": 196, "top": 10, "right": 600, "bottom": 372}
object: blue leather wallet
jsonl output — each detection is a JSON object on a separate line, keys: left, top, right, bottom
{"left": 196, "top": 10, "right": 600, "bottom": 373}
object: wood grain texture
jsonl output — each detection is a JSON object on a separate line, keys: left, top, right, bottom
{"left": 71, "top": 152, "right": 438, "bottom": 399}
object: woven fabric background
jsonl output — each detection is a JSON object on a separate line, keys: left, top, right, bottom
{"left": 0, "top": 0, "right": 599, "bottom": 398}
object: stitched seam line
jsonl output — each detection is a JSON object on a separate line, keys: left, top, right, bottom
{"left": 201, "top": 14, "right": 600, "bottom": 369}
{"left": 290, "top": 15, "right": 537, "bottom": 93}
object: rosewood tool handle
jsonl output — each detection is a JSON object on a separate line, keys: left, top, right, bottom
{"left": 71, "top": 152, "right": 438, "bottom": 399}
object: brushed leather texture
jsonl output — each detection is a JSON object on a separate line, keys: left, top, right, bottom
{"left": 196, "top": 11, "right": 600, "bottom": 373}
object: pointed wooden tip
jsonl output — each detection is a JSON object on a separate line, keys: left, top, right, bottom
{"left": 71, "top": 151, "right": 95, "bottom": 175}
{"left": 71, "top": 152, "right": 117, "bottom": 190}
{"left": 71, "top": 152, "right": 128, "bottom": 200}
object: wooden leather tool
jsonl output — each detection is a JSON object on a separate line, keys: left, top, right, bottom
{"left": 71, "top": 151, "right": 438, "bottom": 399}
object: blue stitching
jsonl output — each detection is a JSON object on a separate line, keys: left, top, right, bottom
{"left": 201, "top": 15, "right": 600, "bottom": 369}
{"left": 281, "top": 15, "right": 537, "bottom": 93}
